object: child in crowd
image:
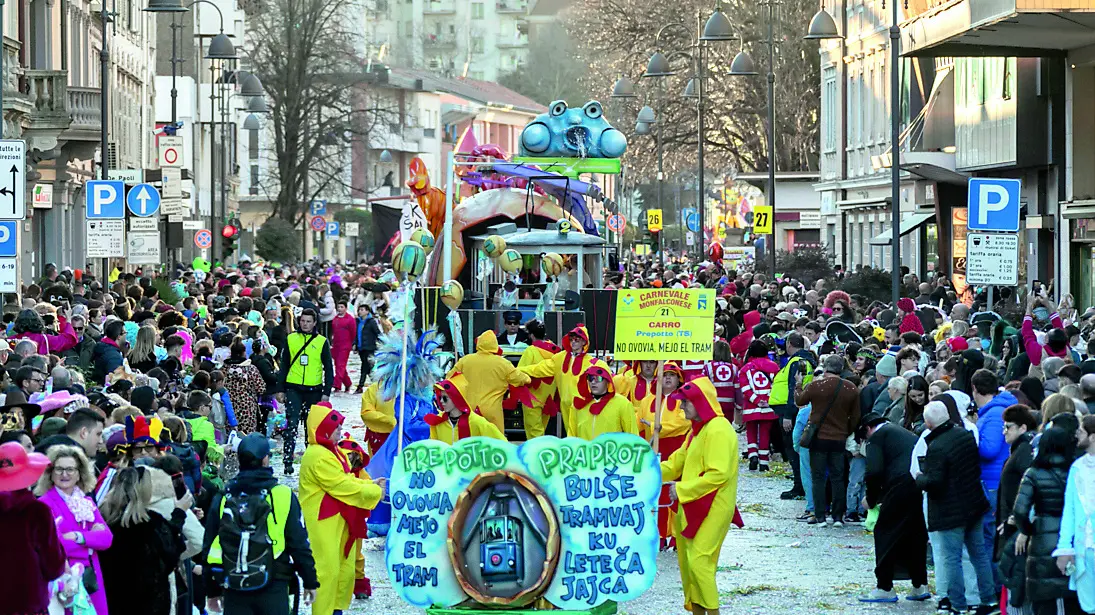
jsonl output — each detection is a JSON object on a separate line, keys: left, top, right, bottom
{"left": 208, "top": 370, "right": 237, "bottom": 443}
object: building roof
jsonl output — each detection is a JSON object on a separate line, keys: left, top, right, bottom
{"left": 386, "top": 66, "right": 546, "bottom": 115}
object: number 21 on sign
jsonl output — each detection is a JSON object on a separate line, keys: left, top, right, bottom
{"left": 752, "top": 205, "right": 773, "bottom": 234}
{"left": 646, "top": 209, "right": 663, "bottom": 232}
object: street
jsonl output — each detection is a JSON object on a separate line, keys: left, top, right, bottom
{"left": 278, "top": 356, "right": 937, "bottom": 615}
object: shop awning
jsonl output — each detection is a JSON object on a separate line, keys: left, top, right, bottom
{"left": 868, "top": 211, "right": 937, "bottom": 245}
{"left": 1063, "top": 200, "right": 1095, "bottom": 220}
{"left": 837, "top": 196, "right": 890, "bottom": 211}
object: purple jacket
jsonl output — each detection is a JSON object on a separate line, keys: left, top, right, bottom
{"left": 39, "top": 487, "right": 113, "bottom": 615}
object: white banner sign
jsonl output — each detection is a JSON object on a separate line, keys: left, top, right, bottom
{"left": 86, "top": 219, "right": 125, "bottom": 258}
{"left": 965, "top": 232, "right": 1020, "bottom": 286}
{"left": 127, "top": 231, "right": 161, "bottom": 264}
{"left": 161, "top": 199, "right": 189, "bottom": 216}
{"left": 161, "top": 167, "right": 182, "bottom": 198}
{"left": 159, "top": 136, "right": 184, "bottom": 168}
{"left": 182, "top": 220, "right": 204, "bottom": 230}
{"left": 129, "top": 217, "right": 159, "bottom": 232}
{"left": 344, "top": 222, "right": 359, "bottom": 237}
{"left": 399, "top": 202, "right": 427, "bottom": 242}
{"left": 32, "top": 184, "right": 53, "bottom": 209}
{"left": 0, "top": 257, "right": 16, "bottom": 292}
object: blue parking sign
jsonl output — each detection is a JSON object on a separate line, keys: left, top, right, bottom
{"left": 968, "top": 178, "right": 1021, "bottom": 232}
{"left": 310, "top": 200, "right": 327, "bottom": 216}
{"left": 326, "top": 221, "right": 340, "bottom": 238}
{"left": 0, "top": 221, "right": 17, "bottom": 257}
{"left": 85, "top": 180, "right": 126, "bottom": 219}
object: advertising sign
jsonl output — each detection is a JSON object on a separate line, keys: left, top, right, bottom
{"left": 613, "top": 288, "right": 716, "bottom": 360}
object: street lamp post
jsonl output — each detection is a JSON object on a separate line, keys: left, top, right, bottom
{"left": 806, "top": 5, "right": 900, "bottom": 303}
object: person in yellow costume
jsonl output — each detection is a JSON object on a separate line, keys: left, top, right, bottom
{"left": 359, "top": 380, "right": 396, "bottom": 455}
{"left": 519, "top": 325, "right": 596, "bottom": 435}
{"left": 337, "top": 437, "right": 375, "bottom": 600}
{"left": 572, "top": 362, "right": 639, "bottom": 440}
{"left": 299, "top": 402, "right": 385, "bottom": 615}
{"left": 638, "top": 361, "right": 691, "bottom": 547}
{"left": 424, "top": 373, "right": 506, "bottom": 443}
{"left": 614, "top": 360, "right": 659, "bottom": 423}
{"left": 513, "top": 320, "right": 561, "bottom": 439}
{"left": 663, "top": 378, "right": 740, "bottom": 615}
{"left": 447, "top": 330, "right": 532, "bottom": 434}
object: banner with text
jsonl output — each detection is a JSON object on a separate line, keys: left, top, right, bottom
{"left": 613, "top": 288, "right": 716, "bottom": 360}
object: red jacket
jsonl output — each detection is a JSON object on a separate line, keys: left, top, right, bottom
{"left": 704, "top": 360, "right": 738, "bottom": 417}
{"left": 738, "top": 356, "right": 779, "bottom": 420}
{"left": 0, "top": 489, "right": 66, "bottom": 615}
{"left": 330, "top": 313, "right": 357, "bottom": 352}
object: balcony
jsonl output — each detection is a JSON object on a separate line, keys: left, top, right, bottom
{"left": 63, "top": 87, "right": 103, "bottom": 142}
{"left": 495, "top": 1, "right": 525, "bottom": 14}
{"left": 424, "top": 34, "right": 457, "bottom": 49}
{"left": 496, "top": 33, "right": 529, "bottom": 48}
{"left": 423, "top": 0, "right": 455, "bottom": 15}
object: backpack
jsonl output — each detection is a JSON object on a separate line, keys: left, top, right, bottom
{"left": 218, "top": 489, "right": 275, "bottom": 591}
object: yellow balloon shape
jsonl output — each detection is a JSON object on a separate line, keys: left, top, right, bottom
{"left": 410, "top": 228, "right": 436, "bottom": 255}
{"left": 483, "top": 235, "right": 507, "bottom": 259}
{"left": 541, "top": 252, "right": 565, "bottom": 276}
{"left": 392, "top": 240, "right": 427, "bottom": 280}
{"left": 499, "top": 249, "right": 523, "bottom": 273}
{"left": 440, "top": 279, "right": 464, "bottom": 309}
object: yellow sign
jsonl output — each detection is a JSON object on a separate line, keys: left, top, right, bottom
{"left": 614, "top": 288, "right": 716, "bottom": 360}
{"left": 752, "top": 205, "right": 773, "bottom": 234}
{"left": 646, "top": 209, "right": 663, "bottom": 232}
{"left": 633, "top": 244, "right": 651, "bottom": 256}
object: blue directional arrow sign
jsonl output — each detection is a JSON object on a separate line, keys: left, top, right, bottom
{"left": 126, "top": 183, "right": 161, "bottom": 217}
{"left": 0, "top": 221, "right": 17, "bottom": 257}
{"left": 326, "top": 221, "right": 340, "bottom": 238}
{"left": 85, "top": 180, "right": 126, "bottom": 219}
{"left": 683, "top": 208, "right": 700, "bottom": 233}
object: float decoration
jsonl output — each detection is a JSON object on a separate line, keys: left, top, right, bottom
{"left": 514, "top": 101, "right": 626, "bottom": 178}
{"left": 411, "top": 228, "right": 437, "bottom": 256}
{"left": 386, "top": 434, "right": 660, "bottom": 610}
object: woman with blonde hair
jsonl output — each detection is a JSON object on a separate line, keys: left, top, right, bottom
{"left": 128, "top": 324, "right": 159, "bottom": 373}
{"left": 98, "top": 466, "right": 187, "bottom": 615}
{"left": 35, "top": 445, "right": 112, "bottom": 615}
{"left": 1041, "top": 393, "right": 1080, "bottom": 431}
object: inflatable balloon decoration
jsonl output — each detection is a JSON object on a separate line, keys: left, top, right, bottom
{"left": 440, "top": 279, "right": 465, "bottom": 357}
{"left": 410, "top": 228, "right": 436, "bottom": 255}
{"left": 536, "top": 252, "right": 565, "bottom": 321}
{"left": 519, "top": 100, "right": 628, "bottom": 159}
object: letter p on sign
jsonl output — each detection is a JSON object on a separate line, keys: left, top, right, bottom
{"left": 967, "top": 177, "right": 1021, "bottom": 232}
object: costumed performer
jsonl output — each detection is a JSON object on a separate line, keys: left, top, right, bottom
{"left": 738, "top": 340, "right": 780, "bottom": 471}
{"left": 337, "top": 437, "right": 375, "bottom": 600}
{"left": 664, "top": 377, "right": 740, "bottom": 615}
{"left": 425, "top": 374, "right": 505, "bottom": 443}
{"left": 359, "top": 380, "right": 396, "bottom": 456}
{"left": 363, "top": 327, "right": 445, "bottom": 535}
{"left": 614, "top": 360, "right": 659, "bottom": 426}
{"left": 520, "top": 325, "right": 596, "bottom": 435}
{"left": 572, "top": 362, "right": 639, "bottom": 441}
{"left": 299, "top": 402, "right": 384, "bottom": 615}
{"left": 639, "top": 361, "right": 690, "bottom": 547}
{"left": 513, "top": 320, "right": 560, "bottom": 440}
{"left": 447, "top": 330, "right": 533, "bottom": 434}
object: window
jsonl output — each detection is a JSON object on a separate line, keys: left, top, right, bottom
{"left": 471, "top": 37, "right": 484, "bottom": 54}
{"left": 250, "top": 165, "right": 259, "bottom": 195}
{"left": 248, "top": 128, "right": 258, "bottom": 160}
{"left": 866, "top": 66, "right": 874, "bottom": 146}
{"left": 822, "top": 67, "right": 837, "bottom": 153}
{"left": 471, "top": 2, "right": 484, "bottom": 18}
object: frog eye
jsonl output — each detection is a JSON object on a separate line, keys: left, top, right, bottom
{"left": 583, "top": 102, "right": 603, "bottom": 119}
{"left": 549, "top": 101, "right": 568, "bottom": 117}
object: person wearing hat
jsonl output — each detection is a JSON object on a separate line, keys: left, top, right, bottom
{"left": 662, "top": 377, "right": 740, "bottom": 615}
{"left": 857, "top": 413, "right": 931, "bottom": 603}
{"left": 497, "top": 310, "right": 529, "bottom": 346}
{"left": 202, "top": 432, "right": 318, "bottom": 615}
{"left": 448, "top": 330, "right": 532, "bottom": 435}
{"left": 0, "top": 441, "right": 66, "bottom": 615}
{"left": 637, "top": 361, "right": 689, "bottom": 546}
{"left": 571, "top": 362, "right": 638, "bottom": 441}
{"left": 514, "top": 320, "right": 561, "bottom": 440}
{"left": 738, "top": 339, "right": 780, "bottom": 471}
{"left": 299, "top": 402, "right": 384, "bottom": 615}
{"left": 425, "top": 375, "right": 504, "bottom": 443}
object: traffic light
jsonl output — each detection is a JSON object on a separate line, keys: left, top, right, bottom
{"left": 221, "top": 219, "right": 240, "bottom": 261}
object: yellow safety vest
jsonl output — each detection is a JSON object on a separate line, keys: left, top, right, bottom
{"left": 285, "top": 332, "right": 327, "bottom": 387}
{"left": 770, "top": 355, "right": 814, "bottom": 407}
{"left": 207, "top": 484, "right": 292, "bottom": 564}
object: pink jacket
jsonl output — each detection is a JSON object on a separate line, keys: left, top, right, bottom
{"left": 12, "top": 316, "right": 79, "bottom": 354}
{"left": 1021, "top": 313, "right": 1066, "bottom": 366}
{"left": 39, "top": 487, "right": 113, "bottom": 615}
{"left": 330, "top": 313, "right": 357, "bottom": 352}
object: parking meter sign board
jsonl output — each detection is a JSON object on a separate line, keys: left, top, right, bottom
{"left": 614, "top": 288, "right": 716, "bottom": 360}
{"left": 965, "top": 232, "right": 1020, "bottom": 286}
{"left": 86, "top": 220, "right": 125, "bottom": 258}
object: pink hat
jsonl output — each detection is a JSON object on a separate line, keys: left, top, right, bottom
{"left": 0, "top": 441, "right": 50, "bottom": 491}
{"left": 240, "top": 288, "right": 253, "bottom": 297}
{"left": 946, "top": 337, "right": 969, "bottom": 352}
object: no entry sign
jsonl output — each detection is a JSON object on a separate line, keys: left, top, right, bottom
{"left": 310, "top": 215, "right": 327, "bottom": 232}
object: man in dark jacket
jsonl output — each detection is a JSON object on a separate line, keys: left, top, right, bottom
{"left": 775, "top": 333, "right": 814, "bottom": 500}
{"left": 202, "top": 433, "right": 318, "bottom": 615}
{"left": 794, "top": 354, "right": 861, "bottom": 527}
{"left": 91, "top": 319, "right": 126, "bottom": 384}
{"left": 354, "top": 303, "right": 382, "bottom": 395}
{"left": 858, "top": 413, "right": 930, "bottom": 603}
{"left": 915, "top": 403, "right": 998, "bottom": 615}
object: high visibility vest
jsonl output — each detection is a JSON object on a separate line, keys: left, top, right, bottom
{"left": 207, "top": 484, "right": 293, "bottom": 564}
{"left": 770, "top": 355, "right": 813, "bottom": 406}
{"left": 285, "top": 332, "right": 327, "bottom": 387}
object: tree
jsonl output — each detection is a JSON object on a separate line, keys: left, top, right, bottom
{"left": 255, "top": 217, "right": 303, "bottom": 262}
{"left": 499, "top": 23, "right": 591, "bottom": 107}
{"left": 775, "top": 247, "right": 835, "bottom": 287}
{"left": 245, "top": 0, "right": 399, "bottom": 226}
{"left": 839, "top": 267, "right": 897, "bottom": 305}
{"left": 334, "top": 207, "right": 374, "bottom": 257}
{"left": 564, "top": 0, "right": 820, "bottom": 180}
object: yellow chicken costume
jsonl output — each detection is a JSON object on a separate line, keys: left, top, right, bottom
{"left": 448, "top": 330, "right": 532, "bottom": 433}
{"left": 662, "top": 378, "right": 740, "bottom": 614}
{"left": 299, "top": 403, "right": 384, "bottom": 615}
{"left": 425, "top": 374, "right": 506, "bottom": 443}
{"left": 359, "top": 381, "right": 396, "bottom": 455}
{"left": 571, "top": 362, "right": 639, "bottom": 441}
{"left": 519, "top": 325, "right": 596, "bottom": 435}
{"left": 614, "top": 361, "right": 659, "bottom": 424}
{"left": 337, "top": 437, "right": 375, "bottom": 599}
{"left": 638, "top": 362, "right": 691, "bottom": 543}
{"left": 515, "top": 337, "right": 561, "bottom": 439}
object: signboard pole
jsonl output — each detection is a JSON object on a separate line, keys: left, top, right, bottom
{"left": 652, "top": 361, "right": 664, "bottom": 455}
{"left": 988, "top": 286, "right": 994, "bottom": 312}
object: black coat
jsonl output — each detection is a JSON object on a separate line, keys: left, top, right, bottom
{"left": 996, "top": 433, "right": 1035, "bottom": 556}
{"left": 915, "top": 421, "right": 989, "bottom": 532}
{"left": 1010, "top": 457, "right": 1071, "bottom": 603}
{"left": 99, "top": 509, "right": 187, "bottom": 615}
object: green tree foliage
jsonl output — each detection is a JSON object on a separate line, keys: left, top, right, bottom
{"left": 839, "top": 267, "right": 896, "bottom": 305}
{"left": 775, "top": 247, "right": 835, "bottom": 287}
{"left": 255, "top": 217, "right": 303, "bottom": 263}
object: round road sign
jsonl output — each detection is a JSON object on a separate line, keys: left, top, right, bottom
{"left": 310, "top": 215, "right": 327, "bottom": 232}
{"left": 607, "top": 214, "right": 625, "bottom": 233}
{"left": 194, "top": 229, "right": 212, "bottom": 249}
